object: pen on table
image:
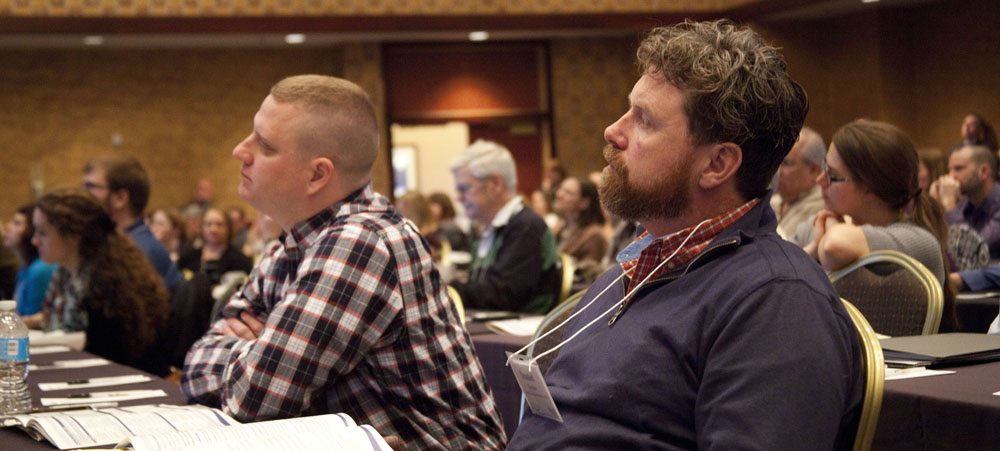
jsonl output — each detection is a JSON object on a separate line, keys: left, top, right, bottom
{"left": 30, "top": 402, "right": 119, "bottom": 413}
{"left": 68, "top": 392, "right": 139, "bottom": 398}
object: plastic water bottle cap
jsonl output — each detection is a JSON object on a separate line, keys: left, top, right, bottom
{"left": 0, "top": 300, "right": 15, "bottom": 311}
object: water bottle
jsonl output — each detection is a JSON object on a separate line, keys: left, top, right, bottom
{"left": 0, "top": 300, "right": 30, "bottom": 415}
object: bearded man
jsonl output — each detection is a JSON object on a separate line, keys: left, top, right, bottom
{"left": 507, "top": 20, "right": 862, "bottom": 450}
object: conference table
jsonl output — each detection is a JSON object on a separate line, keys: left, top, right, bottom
{"left": 468, "top": 322, "right": 1000, "bottom": 448}
{"left": 956, "top": 291, "right": 1000, "bottom": 333}
{"left": 1, "top": 346, "right": 187, "bottom": 450}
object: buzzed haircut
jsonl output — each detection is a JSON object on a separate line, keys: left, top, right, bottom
{"left": 962, "top": 144, "right": 998, "bottom": 176}
{"left": 269, "top": 75, "right": 379, "bottom": 179}
{"left": 84, "top": 155, "right": 151, "bottom": 217}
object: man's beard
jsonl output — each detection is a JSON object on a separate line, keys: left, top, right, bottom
{"left": 599, "top": 144, "right": 692, "bottom": 222}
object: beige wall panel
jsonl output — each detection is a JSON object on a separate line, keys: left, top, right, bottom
{"left": 0, "top": 48, "right": 347, "bottom": 219}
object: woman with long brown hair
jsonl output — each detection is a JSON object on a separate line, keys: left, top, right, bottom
{"left": 29, "top": 188, "right": 170, "bottom": 374}
{"left": 793, "top": 119, "right": 956, "bottom": 329}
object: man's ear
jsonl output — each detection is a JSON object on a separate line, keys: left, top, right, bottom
{"left": 698, "top": 143, "right": 742, "bottom": 190}
{"left": 305, "top": 157, "right": 335, "bottom": 196}
{"left": 110, "top": 189, "right": 130, "bottom": 212}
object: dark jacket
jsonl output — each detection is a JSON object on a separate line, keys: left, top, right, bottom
{"left": 509, "top": 196, "right": 864, "bottom": 450}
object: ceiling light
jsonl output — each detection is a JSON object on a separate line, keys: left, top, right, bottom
{"left": 862, "top": 0, "right": 879, "bottom": 3}
{"left": 285, "top": 33, "right": 306, "bottom": 44}
{"left": 468, "top": 31, "right": 489, "bottom": 42}
{"left": 83, "top": 35, "right": 104, "bottom": 46}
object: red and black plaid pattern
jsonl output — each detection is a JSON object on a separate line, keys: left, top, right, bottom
{"left": 182, "top": 184, "right": 506, "bottom": 450}
{"left": 622, "top": 198, "right": 760, "bottom": 299}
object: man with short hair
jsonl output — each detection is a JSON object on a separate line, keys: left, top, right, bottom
{"left": 770, "top": 126, "right": 826, "bottom": 238}
{"left": 508, "top": 20, "right": 861, "bottom": 449}
{"left": 182, "top": 75, "right": 505, "bottom": 449}
{"left": 932, "top": 144, "right": 1000, "bottom": 258}
{"left": 83, "top": 156, "right": 182, "bottom": 290}
{"left": 449, "top": 140, "right": 558, "bottom": 313}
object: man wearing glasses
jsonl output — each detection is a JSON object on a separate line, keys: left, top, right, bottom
{"left": 770, "top": 127, "right": 826, "bottom": 238}
{"left": 448, "top": 140, "right": 558, "bottom": 314}
{"left": 83, "top": 156, "right": 182, "bottom": 290}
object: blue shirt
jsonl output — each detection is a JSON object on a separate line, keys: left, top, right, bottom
{"left": 15, "top": 257, "right": 57, "bottom": 316}
{"left": 125, "top": 219, "right": 183, "bottom": 290}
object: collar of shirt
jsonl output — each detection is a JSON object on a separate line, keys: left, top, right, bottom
{"left": 475, "top": 195, "right": 524, "bottom": 259}
{"left": 280, "top": 183, "right": 383, "bottom": 257}
{"left": 620, "top": 197, "right": 761, "bottom": 298}
{"left": 124, "top": 218, "right": 145, "bottom": 234}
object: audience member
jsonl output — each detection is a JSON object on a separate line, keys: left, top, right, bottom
{"left": 149, "top": 207, "right": 188, "bottom": 262}
{"left": 509, "top": 20, "right": 861, "bottom": 450}
{"left": 769, "top": 126, "right": 826, "bottom": 238}
{"left": 951, "top": 113, "right": 998, "bottom": 152}
{"left": 182, "top": 177, "right": 215, "bottom": 215}
{"left": 181, "top": 75, "right": 505, "bottom": 449}
{"left": 427, "top": 192, "right": 471, "bottom": 254}
{"left": 917, "top": 147, "right": 947, "bottom": 192}
{"left": 30, "top": 188, "right": 170, "bottom": 375}
{"left": 553, "top": 176, "right": 608, "bottom": 264}
{"left": 931, "top": 144, "right": 1000, "bottom": 258}
{"left": 225, "top": 205, "right": 250, "bottom": 251}
{"left": 449, "top": 139, "right": 558, "bottom": 313}
{"left": 0, "top": 241, "right": 15, "bottom": 300}
{"left": 540, "top": 161, "right": 566, "bottom": 200}
{"left": 241, "top": 212, "right": 281, "bottom": 261}
{"left": 528, "top": 188, "right": 561, "bottom": 231}
{"left": 83, "top": 156, "right": 183, "bottom": 290}
{"left": 177, "top": 207, "right": 253, "bottom": 285}
{"left": 180, "top": 203, "right": 204, "bottom": 249}
{"left": 3, "top": 204, "right": 57, "bottom": 317}
{"left": 793, "top": 119, "right": 956, "bottom": 328}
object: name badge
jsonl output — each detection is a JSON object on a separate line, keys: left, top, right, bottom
{"left": 507, "top": 352, "right": 563, "bottom": 422}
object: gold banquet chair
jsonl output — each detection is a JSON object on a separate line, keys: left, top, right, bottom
{"left": 828, "top": 250, "right": 943, "bottom": 336}
{"left": 557, "top": 253, "right": 575, "bottom": 305}
{"left": 841, "top": 298, "right": 885, "bottom": 451}
{"left": 446, "top": 285, "right": 465, "bottom": 325}
{"left": 518, "top": 289, "right": 586, "bottom": 423}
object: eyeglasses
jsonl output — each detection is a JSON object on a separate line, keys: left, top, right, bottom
{"left": 82, "top": 181, "right": 108, "bottom": 191}
{"left": 821, "top": 160, "right": 852, "bottom": 185}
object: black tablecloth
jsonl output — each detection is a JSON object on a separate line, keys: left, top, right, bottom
{"left": 1, "top": 347, "right": 187, "bottom": 450}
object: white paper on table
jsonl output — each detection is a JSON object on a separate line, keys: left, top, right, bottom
{"left": 485, "top": 316, "right": 545, "bottom": 336}
{"left": 28, "top": 358, "right": 110, "bottom": 371}
{"left": 40, "top": 389, "right": 168, "bottom": 406}
{"left": 30, "top": 345, "right": 72, "bottom": 355}
{"left": 28, "top": 329, "right": 86, "bottom": 350}
{"left": 884, "top": 366, "right": 955, "bottom": 380}
{"left": 37, "top": 374, "right": 152, "bottom": 391}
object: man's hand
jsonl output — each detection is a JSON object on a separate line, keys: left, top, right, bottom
{"left": 933, "top": 175, "right": 961, "bottom": 211}
{"left": 222, "top": 311, "right": 265, "bottom": 340}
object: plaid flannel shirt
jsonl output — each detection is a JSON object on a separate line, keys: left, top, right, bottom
{"left": 622, "top": 198, "right": 760, "bottom": 299}
{"left": 182, "top": 184, "right": 506, "bottom": 450}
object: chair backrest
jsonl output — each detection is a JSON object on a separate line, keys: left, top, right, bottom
{"left": 947, "top": 224, "right": 990, "bottom": 271}
{"left": 841, "top": 298, "right": 885, "bottom": 451}
{"left": 518, "top": 289, "right": 585, "bottom": 423}
{"left": 446, "top": 285, "right": 465, "bottom": 324}
{"left": 165, "top": 271, "right": 216, "bottom": 368}
{"left": 828, "top": 250, "right": 943, "bottom": 336}
{"left": 557, "top": 253, "right": 575, "bottom": 305}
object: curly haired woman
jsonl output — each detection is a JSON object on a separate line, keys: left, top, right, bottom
{"left": 28, "top": 188, "right": 171, "bottom": 375}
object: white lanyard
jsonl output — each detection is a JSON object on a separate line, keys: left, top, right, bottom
{"left": 506, "top": 218, "right": 711, "bottom": 370}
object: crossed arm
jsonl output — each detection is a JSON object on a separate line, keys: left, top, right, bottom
{"left": 801, "top": 210, "right": 871, "bottom": 271}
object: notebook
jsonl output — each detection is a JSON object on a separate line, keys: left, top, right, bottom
{"left": 880, "top": 333, "right": 1000, "bottom": 368}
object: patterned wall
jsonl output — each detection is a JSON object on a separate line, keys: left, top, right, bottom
{"left": 0, "top": 46, "right": 379, "bottom": 219}
{"left": 550, "top": 36, "right": 639, "bottom": 179}
{"left": 0, "top": 0, "right": 755, "bottom": 16}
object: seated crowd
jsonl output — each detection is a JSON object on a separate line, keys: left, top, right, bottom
{"left": 3, "top": 18, "right": 1000, "bottom": 450}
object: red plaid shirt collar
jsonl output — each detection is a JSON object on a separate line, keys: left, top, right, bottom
{"left": 621, "top": 198, "right": 760, "bottom": 296}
